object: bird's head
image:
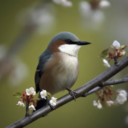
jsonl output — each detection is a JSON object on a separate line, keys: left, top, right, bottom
{"left": 47, "top": 32, "right": 91, "bottom": 57}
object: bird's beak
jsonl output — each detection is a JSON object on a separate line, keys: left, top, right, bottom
{"left": 77, "top": 41, "right": 91, "bottom": 46}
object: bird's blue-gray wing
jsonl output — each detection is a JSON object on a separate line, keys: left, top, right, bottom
{"left": 35, "top": 51, "right": 52, "bottom": 93}
{"left": 35, "top": 66, "right": 43, "bottom": 93}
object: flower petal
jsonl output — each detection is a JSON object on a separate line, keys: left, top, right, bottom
{"left": 49, "top": 97, "right": 57, "bottom": 106}
{"left": 29, "top": 105, "right": 36, "bottom": 110}
{"left": 116, "top": 90, "right": 127, "bottom": 104}
{"left": 93, "top": 100, "right": 98, "bottom": 106}
{"left": 103, "top": 59, "right": 111, "bottom": 68}
{"left": 40, "top": 90, "right": 47, "bottom": 99}
{"left": 99, "top": 0, "right": 111, "bottom": 8}
{"left": 112, "top": 40, "right": 120, "bottom": 49}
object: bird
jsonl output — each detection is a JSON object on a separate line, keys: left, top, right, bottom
{"left": 35, "top": 32, "right": 91, "bottom": 110}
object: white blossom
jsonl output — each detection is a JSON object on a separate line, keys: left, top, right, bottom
{"left": 18, "top": 3, "right": 56, "bottom": 35}
{"left": 93, "top": 100, "right": 102, "bottom": 109}
{"left": 40, "top": 90, "right": 47, "bottom": 99}
{"left": 9, "top": 58, "right": 28, "bottom": 86}
{"left": 112, "top": 40, "right": 121, "bottom": 49}
{"left": 79, "top": 0, "right": 110, "bottom": 30}
{"left": 26, "top": 87, "right": 36, "bottom": 96}
{"left": 99, "top": 0, "right": 111, "bottom": 8}
{"left": 49, "top": 97, "right": 57, "bottom": 107}
{"left": 53, "top": 0, "right": 72, "bottom": 7}
{"left": 29, "top": 105, "right": 36, "bottom": 110}
{"left": 103, "top": 59, "right": 111, "bottom": 68}
{"left": 120, "top": 50, "right": 126, "bottom": 56}
{"left": 116, "top": 90, "right": 127, "bottom": 104}
{"left": 80, "top": 1, "right": 91, "bottom": 16}
{"left": 30, "top": 7, "right": 55, "bottom": 34}
{"left": 97, "top": 100, "right": 102, "bottom": 109}
{"left": 106, "top": 100, "right": 114, "bottom": 106}
{"left": 93, "top": 100, "right": 98, "bottom": 106}
{"left": 120, "top": 90, "right": 127, "bottom": 96}
{"left": 79, "top": 1, "right": 105, "bottom": 30}
{"left": 16, "top": 101, "right": 25, "bottom": 107}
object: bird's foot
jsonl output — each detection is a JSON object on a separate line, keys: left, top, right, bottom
{"left": 25, "top": 112, "right": 30, "bottom": 117}
{"left": 66, "top": 88, "right": 77, "bottom": 101}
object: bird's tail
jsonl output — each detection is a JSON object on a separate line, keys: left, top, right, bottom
{"left": 34, "top": 94, "right": 48, "bottom": 111}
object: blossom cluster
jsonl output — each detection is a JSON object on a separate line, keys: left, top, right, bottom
{"left": 100, "top": 40, "right": 127, "bottom": 68}
{"left": 40, "top": 90, "right": 57, "bottom": 107}
{"left": 93, "top": 88, "right": 127, "bottom": 109}
{"left": 14, "top": 87, "right": 57, "bottom": 111}
{"left": 53, "top": 0, "right": 72, "bottom": 7}
{"left": 88, "top": 0, "right": 110, "bottom": 9}
{"left": 79, "top": 0, "right": 110, "bottom": 30}
{"left": 16, "top": 87, "right": 36, "bottom": 110}
{"left": 53, "top": 0, "right": 110, "bottom": 8}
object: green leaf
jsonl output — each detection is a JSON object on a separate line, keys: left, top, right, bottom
{"left": 99, "top": 49, "right": 108, "bottom": 58}
{"left": 47, "top": 92, "right": 51, "bottom": 100}
{"left": 120, "top": 45, "right": 127, "bottom": 49}
{"left": 13, "top": 92, "right": 22, "bottom": 98}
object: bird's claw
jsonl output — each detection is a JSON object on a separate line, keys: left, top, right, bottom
{"left": 66, "top": 88, "right": 77, "bottom": 101}
{"left": 25, "top": 113, "right": 30, "bottom": 117}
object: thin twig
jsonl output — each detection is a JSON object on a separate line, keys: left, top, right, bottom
{"left": 25, "top": 101, "right": 29, "bottom": 117}
{"left": 6, "top": 56, "right": 128, "bottom": 128}
{"left": 124, "top": 74, "right": 128, "bottom": 78}
{"left": 84, "top": 86, "right": 101, "bottom": 96}
{"left": 85, "top": 78, "right": 128, "bottom": 96}
{"left": 103, "top": 78, "right": 128, "bottom": 86}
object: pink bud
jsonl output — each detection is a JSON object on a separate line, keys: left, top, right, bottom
{"left": 109, "top": 52, "right": 114, "bottom": 58}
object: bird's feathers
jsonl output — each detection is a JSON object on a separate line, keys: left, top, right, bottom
{"left": 35, "top": 51, "right": 52, "bottom": 93}
{"left": 35, "top": 70, "right": 43, "bottom": 93}
{"left": 48, "top": 32, "right": 79, "bottom": 49}
{"left": 58, "top": 44, "right": 81, "bottom": 57}
{"left": 34, "top": 32, "right": 89, "bottom": 111}
{"left": 39, "top": 52, "right": 79, "bottom": 95}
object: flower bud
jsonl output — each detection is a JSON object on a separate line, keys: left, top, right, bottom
{"left": 109, "top": 52, "right": 114, "bottom": 58}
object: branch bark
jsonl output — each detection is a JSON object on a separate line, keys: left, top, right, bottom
{"left": 6, "top": 0, "right": 50, "bottom": 58}
{"left": 85, "top": 78, "right": 128, "bottom": 96}
{"left": 6, "top": 56, "right": 128, "bottom": 128}
{"left": 103, "top": 78, "right": 128, "bottom": 86}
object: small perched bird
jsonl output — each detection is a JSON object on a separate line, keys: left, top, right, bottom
{"left": 35, "top": 32, "right": 91, "bottom": 110}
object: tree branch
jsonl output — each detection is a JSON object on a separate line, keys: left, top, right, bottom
{"left": 124, "top": 74, "right": 128, "bottom": 78}
{"left": 6, "top": 56, "right": 128, "bottom": 128}
{"left": 6, "top": 0, "right": 50, "bottom": 58}
{"left": 103, "top": 78, "right": 128, "bottom": 86}
{"left": 85, "top": 78, "right": 128, "bottom": 96}
{"left": 0, "top": 0, "right": 51, "bottom": 81}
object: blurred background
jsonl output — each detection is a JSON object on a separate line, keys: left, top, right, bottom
{"left": 0, "top": 0, "right": 128, "bottom": 128}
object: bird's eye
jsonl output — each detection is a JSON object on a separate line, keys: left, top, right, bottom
{"left": 66, "top": 39, "right": 74, "bottom": 44}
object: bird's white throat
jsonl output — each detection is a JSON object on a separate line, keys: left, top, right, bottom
{"left": 58, "top": 44, "right": 81, "bottom": 57}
